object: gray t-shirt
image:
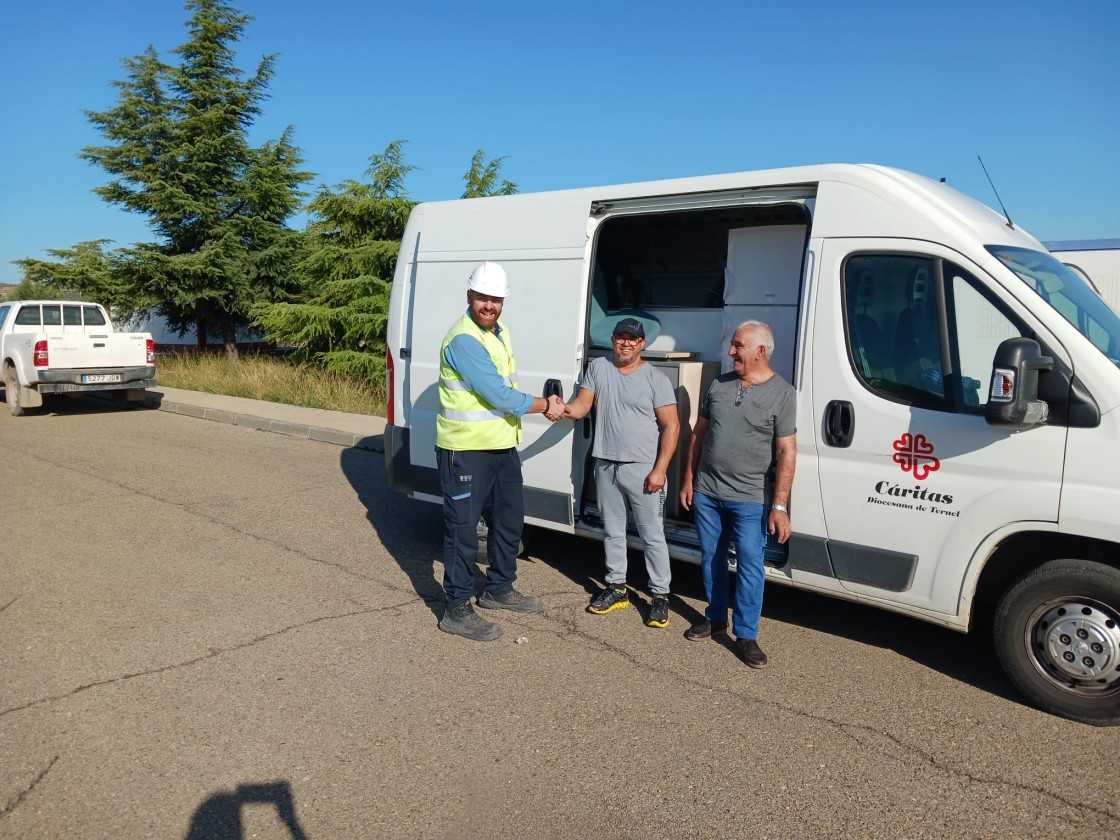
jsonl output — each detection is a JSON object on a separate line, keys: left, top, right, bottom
{"left": 695, "top": 372, "right": 796, "bottom": 503}
{"left": 577, "top": 356, "right": 677, "bottom": 463}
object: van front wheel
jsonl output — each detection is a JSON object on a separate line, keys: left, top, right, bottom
{"left": 994, "top": 559, "right": 1120, "bottom": 725}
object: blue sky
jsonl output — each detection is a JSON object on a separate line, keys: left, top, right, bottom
{"left": 1, "top": 0, "right": 1117, "bottom": 286}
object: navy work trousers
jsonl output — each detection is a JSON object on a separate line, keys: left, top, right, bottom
{"left": 438, "top": 446, "right": 524, "bottom": 608}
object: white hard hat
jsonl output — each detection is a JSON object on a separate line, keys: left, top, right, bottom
{"left": 467, "top": 261, "right": 510, "bottom": 297}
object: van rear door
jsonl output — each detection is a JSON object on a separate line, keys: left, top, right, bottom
{"left": 398, "top": 194, "right": 593, "bottom": 528}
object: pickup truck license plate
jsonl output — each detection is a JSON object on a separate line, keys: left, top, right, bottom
{"left": 82, "top": 374, "right": 121, "bottom": 383}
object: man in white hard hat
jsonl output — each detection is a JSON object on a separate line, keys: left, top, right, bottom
{"left": 435, "top": 261, "right": 564, "bottom": 641}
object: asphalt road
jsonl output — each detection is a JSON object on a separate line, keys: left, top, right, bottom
{"left": 1, "top": 397, "right": 1117, "bottom": 839}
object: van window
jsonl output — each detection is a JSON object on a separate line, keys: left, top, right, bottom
{"left": 947, "top": 267, "right": 1018, "bottom": 408}
{"left": 0, "top": 305, "right": 9, "bottom": 330}
{"left": 64, "top": 305, "right": 82, "bottom": 325}
{"left": 42, "top": 305, "right": 61, "bottom": 326}
{"left": 844, "top": 255, "right": 1023, "bottom": 412}
{"left": 83, "top": 306, "right": 107, "bottom": 326}
{"left": 15, "top": 305, "right": 41, "bottom": 326}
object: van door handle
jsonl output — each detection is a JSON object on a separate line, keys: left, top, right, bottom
{"left": 544, "top": 379, "right": 563, "bottom": 399}
{"left": 824, "top": 400, "right": 855, "bottom": 447}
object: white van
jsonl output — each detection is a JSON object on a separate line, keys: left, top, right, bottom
{"left": 384, "top": 164, "right": 1120, "bottom": 726}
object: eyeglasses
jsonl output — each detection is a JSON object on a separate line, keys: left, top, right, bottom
{"left": 613, "top": 336, "right": 642, "bottom": 346}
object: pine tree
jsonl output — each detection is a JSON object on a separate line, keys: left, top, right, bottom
{"left": 251, "top": 141, "right": 416, "bottom": 380}
{"left": 81, "top": 0, "right": 312, "bottom": 360}
{"left": 462, "top": 149, "right": 518, "bottom": 198}
{"left": 14, "top": 241, "right": 129, "bottom": 311}
{"left": 251, "top": 144, "right": 520, "bottom": 386}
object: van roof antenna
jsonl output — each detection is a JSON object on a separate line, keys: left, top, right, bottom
{"left": 977, "top": 155, "right": 1015, "bottom": 230}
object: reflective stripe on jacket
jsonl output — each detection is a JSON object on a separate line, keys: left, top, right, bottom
{"left": 436, "top": 312, "right": 522, "bottom": 450}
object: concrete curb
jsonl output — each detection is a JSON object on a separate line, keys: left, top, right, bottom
{"left": 144, "top": 392, "right": 385, "bottom": 453}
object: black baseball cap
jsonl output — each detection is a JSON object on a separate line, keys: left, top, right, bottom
{"left": 612, "top": 317, "right": 645, "bottom": 339}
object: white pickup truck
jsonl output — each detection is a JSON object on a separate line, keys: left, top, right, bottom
{"left": 0, "top": 300, "right": 156, "bottom": 416}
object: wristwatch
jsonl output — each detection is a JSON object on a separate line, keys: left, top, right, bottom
{"left": 772, "top": 504, "right": 788, "bottom": 514}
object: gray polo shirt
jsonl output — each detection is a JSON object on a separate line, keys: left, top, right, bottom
{"left": 577, "top": 356, "right": 677, "bottom": 463}
{"left": 695, "top": 372, "right": 796, "bottom": 503}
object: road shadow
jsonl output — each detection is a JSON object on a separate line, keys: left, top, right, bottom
{"left": 184, "top": 780, "right": 308, "bottom": 840}
{"left": 756, "top": 582, "right": 1020, "bottom": 703}
{"left": 337, "top": 449, "right": 1023, "bottom": 710}
{"left": 340, "top": 444, "right": 545, "bottom": 622}
{"left": 525, "top": 528, "right": 1023, "bottom": 707}
{"left": 522, "top": 527, "right": 711, "bottom": 623}
{"left": 0, "top": 390, "right": 155, "bottom": 417}
{"left": 339, "top": 445, "right": 446, "bottom": 620}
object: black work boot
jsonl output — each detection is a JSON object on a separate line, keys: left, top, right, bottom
{"left": 439, "top": 602, "right": 502, "bottom": 641}
{"left": 477, "top": 588, "right": 541, "bottom": 613}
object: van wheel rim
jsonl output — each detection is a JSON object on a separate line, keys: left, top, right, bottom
{"left": 1027, "top": 597, "right": 1120, "bottom": 694}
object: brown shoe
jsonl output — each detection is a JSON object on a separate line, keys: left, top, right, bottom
{"left": 734, "top": 638, "right": 768, "bottom": 669}
{"left": 684, "top": 619, "right": 729, "bottom": 641}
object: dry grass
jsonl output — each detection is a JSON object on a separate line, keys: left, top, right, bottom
{"left": 155, "top": 352, "right": 385, "bottom": 416}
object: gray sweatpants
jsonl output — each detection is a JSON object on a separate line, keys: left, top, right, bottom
{"left": 594, "top": 459, "right": 671, "bottom": 595}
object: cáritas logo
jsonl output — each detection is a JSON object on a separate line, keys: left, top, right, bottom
{"left": 892, "top": 432, "right": 940, "bottom": 480}
{"left": 866, "top": 432, "right": 957, "bottom": 516}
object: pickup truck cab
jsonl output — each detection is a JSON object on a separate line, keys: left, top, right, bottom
{"left": 0, "top": 300, "right": 156, "bottom": 416}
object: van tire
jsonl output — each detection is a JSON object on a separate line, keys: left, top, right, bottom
{"left": 994, "top": 559, "right": 1120, "bottom": 725}
{"left": 5, "top": 367, "right": 26, "bottom": 417}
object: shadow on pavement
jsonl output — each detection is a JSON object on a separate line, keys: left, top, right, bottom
{"left": 184, "top": 780, "right": 308, "bottom": 840}
{"left": 526, "top": 528, "right": 1022, "bottom": 706}
{"left": 337, "top": 445, "right": 1023, "bottom": 710}
{"left": 1, "top": 390, "right": 155, "bottom": 416}
{"left": 759, "top": 583, "right": 1021, "bottom": 704}
{"left": 339, "top": 446, "right": 445, "bottom": 620}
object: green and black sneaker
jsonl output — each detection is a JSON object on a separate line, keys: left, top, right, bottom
{"left": 587, "top": 586, "right": 629, "bottom": 615}
{"left": 646, "top": 595, "right": 670, "bottom": 628}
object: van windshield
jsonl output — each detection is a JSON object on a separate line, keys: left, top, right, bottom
{"left": 987, "top": 245, "right": 1120, "bottom": 367}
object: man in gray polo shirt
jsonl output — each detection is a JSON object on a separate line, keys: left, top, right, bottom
{"left": 561, "top": 318, "right": 680, "bottom": 627}
{"left": 680, "top": 320, "right": 796, "bottom": 668}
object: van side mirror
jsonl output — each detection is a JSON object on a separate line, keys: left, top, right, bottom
{"left": 985, "top": 337, "right": 1053, "bottom": 429}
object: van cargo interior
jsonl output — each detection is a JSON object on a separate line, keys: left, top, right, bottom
{"left": 577, "top": 201, "right": 811, "bottom": 557}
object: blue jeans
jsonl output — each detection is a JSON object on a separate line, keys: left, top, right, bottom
{"left": 692, "top": 492, "right": 766, "bottom": 639}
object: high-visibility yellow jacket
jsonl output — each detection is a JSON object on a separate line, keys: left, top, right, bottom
{"left": 436, "top": 312, "right": 522, "bottom": 450}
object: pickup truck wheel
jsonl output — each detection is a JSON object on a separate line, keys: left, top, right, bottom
{"left": 994, "top": 559, "right": 1120, "bottom": 725}
{"left": 5, "top": 368, "right": 25, "bottom": 417}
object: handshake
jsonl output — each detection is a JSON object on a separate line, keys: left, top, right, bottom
{"left": 544, "top": 394, "right": 566, "bottom": 422}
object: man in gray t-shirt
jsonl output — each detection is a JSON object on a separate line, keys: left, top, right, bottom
{"left": 681, "top": 321, "right": 797, "bottom": 669}
{"left": 561, "top": 318, "right": 680, "bottom": 628}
